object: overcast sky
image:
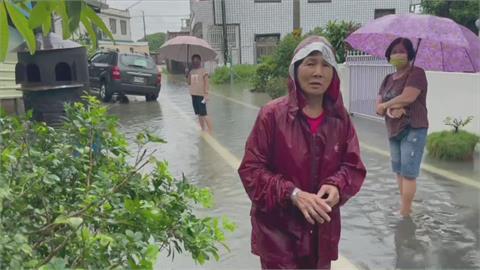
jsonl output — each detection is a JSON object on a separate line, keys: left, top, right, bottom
{"left": 107, "top": 0, "right": 190, "bottom": 41}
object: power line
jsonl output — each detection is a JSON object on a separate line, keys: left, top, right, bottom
{"left": 126, "top": 0, "right": 143, "bottom": 10}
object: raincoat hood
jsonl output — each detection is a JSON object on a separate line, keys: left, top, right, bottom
{"left": 287, "top": 36, "right": 346, "bottom": 120}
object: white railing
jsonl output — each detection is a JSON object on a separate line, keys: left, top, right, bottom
{"left": 346, "top": 53, "right": 395, "bottom": 119}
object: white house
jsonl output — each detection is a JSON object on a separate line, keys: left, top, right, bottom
{"left": 53, "top": 4, "right": 149, "bottom": 54}
{"left": 97, "top": 7, "right": 149, "bottom": 53}
{"left": 190, "top": 0, "right": 421, "bottom": 65}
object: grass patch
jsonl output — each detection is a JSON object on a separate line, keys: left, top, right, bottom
{"left": 211, "top": 65, "right": 256, "bottom": 84}
{"left": 427, "top": 130, "right": 480, "bottom": 160}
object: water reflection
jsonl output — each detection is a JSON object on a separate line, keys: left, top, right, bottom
{"left": 395, "top": 217, "right": 428, "bottom": 269}
{"left": 107, "top": 77, "right": 480, "bottom": 270}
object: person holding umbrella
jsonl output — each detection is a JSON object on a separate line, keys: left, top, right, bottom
{"left": 157, "top": 36, "right": 217, "bottom": 132}
{"left": 187, "top": 54, "right": 213, "bottom": 132}
{"left": 375, "top": 37, "right": 428, "bottom": 217}
{"left": 346, "top": 13, "right": 480, "bottom": 217}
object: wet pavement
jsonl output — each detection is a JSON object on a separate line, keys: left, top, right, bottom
{"left": 108, "top": 76, "right": 480, "bottom": 270}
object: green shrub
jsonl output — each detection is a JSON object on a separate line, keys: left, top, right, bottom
{"left": 0, "top": 97, "right": 235, "bottom": 269}
{"left": 252, "top": 33, "right": 301, "bottom": 92}
{"left": 233, "top": 64, "right": 257, "bottom": 81}
{"left": 265, "top": 77, "right": 288, "bottom": 99}
{"left": 307, "top": 21, "right": 361, "bottom": 63}
{"left": 211, "top": 66, "right": 230, "bottom": 84}
{"left": 252, "top": 56, "right": 276, "bottom": 92}
{"left": 270, "top": 33, "right": 303, "bottom": 78}
{"left": 427, "top": 130, "right": 480, "bottom": 160}
{"left": 211, "top": 65, "right": 257, "bottom": 84}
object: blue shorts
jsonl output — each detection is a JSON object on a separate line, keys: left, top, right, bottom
{"left": 389, "top": 128, "right": 428, "bottom": 179}
{"left": 191, "top": 95, "right": 207, "bottom": 116}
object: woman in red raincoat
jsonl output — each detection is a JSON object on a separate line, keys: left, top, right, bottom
{"left": 238, "top": 36, "right": 366, "bottom": 269}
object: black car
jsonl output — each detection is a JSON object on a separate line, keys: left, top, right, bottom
{"left": 88, "top": 50, "right": 161, "bottom": 102}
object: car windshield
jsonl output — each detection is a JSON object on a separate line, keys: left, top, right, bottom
{"left": 120, "top": 54, "right": 156, "bottom": 69}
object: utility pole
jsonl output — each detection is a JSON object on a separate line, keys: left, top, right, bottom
{"left": 125, "top": 0, "right": 145, "bottom": 41}
{"left": 293, "top": 0, "right": 300, "bottom": 31}
{"left": 221, "top": 0, "right": 229, "bottom": 66}
{"left": 142, "top": 11, "right": 147, "bottom": 41}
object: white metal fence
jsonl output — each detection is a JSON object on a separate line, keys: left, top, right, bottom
{"left": 346, "top": 51, "right": 395, "bottom": 119}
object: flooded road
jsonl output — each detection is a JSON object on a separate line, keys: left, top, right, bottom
{"left": 108, "top": 76, "right": 480, "bottom": 270}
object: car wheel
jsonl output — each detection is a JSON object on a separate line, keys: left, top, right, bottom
{"left": 145, "top": 93, "right": 158, "bottom": 102}
{"left": 99, "top": 82, "right": 112, "bottom": 102}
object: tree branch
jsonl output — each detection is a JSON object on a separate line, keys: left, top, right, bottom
{"left": 37, "top": 223, "right": 84, "bottom": 267}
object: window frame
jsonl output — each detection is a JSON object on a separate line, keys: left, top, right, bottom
{"left": 120, "top": 20, "right": 127, "bottom": 35}
{"left": 109, "top": 18, "right": 117, "bottom": 34}
{"left": 374, "top": 8, "right": 396, "bottom": 19}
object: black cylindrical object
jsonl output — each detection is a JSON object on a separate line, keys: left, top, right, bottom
{"left": 15, "top": 33, "right": 89, "bottom": 127}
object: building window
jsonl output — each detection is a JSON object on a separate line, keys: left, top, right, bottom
{"left": 308, "top": 0, "right": 332, "bottom": 2}
{"left": 208, "top": 25, "right": 236, "bottom": 49}
{"left": 255, "top": 34, "right": 280, "bottom": 63}
{"left": 109, "top": 18, "right": 117, "bottom": 34}
{"left": 374, "top": 9, "right": 395, "bottom": 19}
{"left": 120, "top": 20, "right": 127, "bottom": 35}
{"left": 254, "top": 0, "right": 281, "bottom": 2}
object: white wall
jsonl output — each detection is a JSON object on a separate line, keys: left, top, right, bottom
{"left": 214, "top": 0, "right": 293, "bottom": 64}
{"left": 100, "top": 8, "right": 132, "bottom": 41}
{"left": 300, "top": 0, "right": 413, "bottom": 33}
{"left": 425, "top": 72, "right": 480, "bottom": 135}
{"left": 194, "top": 0, "right": 414, "bottom": 65}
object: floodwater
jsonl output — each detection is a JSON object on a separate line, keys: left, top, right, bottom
{"left": 107, "top": 76, "right": 480, "bottom": 270}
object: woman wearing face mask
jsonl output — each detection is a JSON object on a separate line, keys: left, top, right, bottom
{"left": 376, "top": 38, "right": 428, "bottom": 217}
{"left": 238, "top": 36, "right": 366, "bottom": 269}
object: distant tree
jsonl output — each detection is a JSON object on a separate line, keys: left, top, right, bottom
{"left": 421, "top": 0, "right": 480, "bottom": 33}
{"left": 307, "top": 20, "right": 361, "bottom": 63}
{"left": 144, "top": 32, "right": 166, "bottom": 53}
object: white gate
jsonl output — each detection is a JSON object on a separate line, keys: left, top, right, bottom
{"left": 346, "top": 52, "right": 395, "bottom": 119}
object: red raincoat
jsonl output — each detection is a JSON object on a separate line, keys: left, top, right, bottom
{"left": 238, "top": 44, "right": 366, "bottom": 267}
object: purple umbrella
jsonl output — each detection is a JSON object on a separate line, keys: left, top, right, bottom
{"left": 346, "top": 13, "right": 480, "bottom": 72}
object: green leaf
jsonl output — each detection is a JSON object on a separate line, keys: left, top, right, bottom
{"left": 80, "top": 11, "right": 96, "bottom": 49}
{"left": 83, "top": 4, "right": 114, "bottom": 42}
{"left": 54, "top": 216, "right": 83, "bottom": 228}
{"left": 96, "top": 234, "right": 114, "bottom": 246}
{"left": 66, "top": 0, "right": 81, "bottom": 34}
{"left": 146, "top": 132, "right": 167, "bottom": 144}
{"left": 222, "top": 216, "right": 237, "bottom": 232}
{"left": 41, "top": 11, "right": 52, "bottom": 35}
{"left": 55, "top": 0, "right": 71, "bottom": 39}
{"left": 136, "top": 132, "right": 146, "bottom": 144}
{"left": 4, "top": 0, "right": 36, "bottom": 55}
{"left": 28, "top": 1, "right": 49, "bottom": 29}
{"left": 145, "top": 244, "right": 159, "bottom": 262}
{"left": 39, "top": 257, "right": 67, "bottom": 270}
{"left": 68, "top": 217, "right": 83, "bottom": 228}
{"left": 81, "top": 227, "right": 91, "bottom": 242}
{"left": 0, "top": 1, "right": 9, "bottom": 62}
